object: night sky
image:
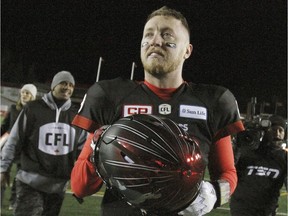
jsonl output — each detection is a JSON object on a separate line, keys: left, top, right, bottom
{"left": 1, "top": 0, "right": 287, "bottom": 114}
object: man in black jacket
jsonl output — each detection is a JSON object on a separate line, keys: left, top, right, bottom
{"left": 0, "top": 71, "right": 87, "bottom": 216}
{"left": 230, "top": 115, "right": 287, "bottom": 216}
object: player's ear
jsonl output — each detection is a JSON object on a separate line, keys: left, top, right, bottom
{"left": 184, "top": 43, "right": 193, "bottom": 59}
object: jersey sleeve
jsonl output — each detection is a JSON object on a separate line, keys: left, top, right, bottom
{"left": 72, "top": 83, "right": 115, "bottom": 133}
{"left": 207, "top": 89, "right": 242, "bottom": 193}
{"left": 212, "top": 89, "right": 244, "bottom": 141}
{"left": 71, "top": 133, "right": 103, "bottom": 198}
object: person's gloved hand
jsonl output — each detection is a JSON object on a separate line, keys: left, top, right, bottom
{"left": 179, "top": 181, "right": 217, "bottom": 216}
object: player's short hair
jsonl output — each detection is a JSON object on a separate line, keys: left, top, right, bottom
{"left": 146, "top": 6, "right": 190, "bottom": 37}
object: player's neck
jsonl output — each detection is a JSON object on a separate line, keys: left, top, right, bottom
{"left": 144, "top": 80, "right": 181, "bottom": 101}
{"left": 144, "top": 71, "right": 183, "bottom": 88}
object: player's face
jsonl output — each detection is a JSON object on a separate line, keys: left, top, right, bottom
{"left": 52, "top": 81, "right": 74, "bottom": 100}
{"left": 141, "top": 15, "right": 192, "bottom": 76}
{"left": 20, "top": 90, "right": 34, "bottom": 105}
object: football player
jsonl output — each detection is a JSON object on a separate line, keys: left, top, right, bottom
{"left": 71, "top": 6, "right": 244, "bottom": 216}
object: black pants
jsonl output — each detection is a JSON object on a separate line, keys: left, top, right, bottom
{"left": 14, "top": 180, "right": 65, "bottom": 216}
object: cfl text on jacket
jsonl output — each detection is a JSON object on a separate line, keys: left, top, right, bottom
{"left": 45, "top": 133, "right": 70, "bottom": 146}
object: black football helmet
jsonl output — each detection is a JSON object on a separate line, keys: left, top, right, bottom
{"left": 94, "top": 114, "right": 205, "bottom": 214}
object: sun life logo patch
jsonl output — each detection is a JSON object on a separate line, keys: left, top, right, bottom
{"left": 179, "top": 105, "right": 207, "bottom": 120}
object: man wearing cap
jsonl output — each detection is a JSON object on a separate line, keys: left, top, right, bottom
{"left": 0, "top": 71, "right": 87, "bottom": 216}
{"left": 230, "top": 115, "right": 287, "bottom": 216}
{"left": 268, "top": 115, "right": 287, "bottom": 149}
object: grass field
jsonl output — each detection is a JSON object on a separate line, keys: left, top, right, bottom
{"left": 1, "top": 166, "right": 287, "bottom": 215}
{"left": 1, "top": 186, "right": 287, "bottom": 216}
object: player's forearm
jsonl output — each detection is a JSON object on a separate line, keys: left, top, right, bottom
{"left": 71, "top": 158, "right": 103, "bottom": 198}
{"left": 210, "top": 135, "right": 237, "bottom": 193}
{"left": 219, "top": 167, "right": 237, "bottom": 194}
{"left": 71, "top": 132, "right": 103, "bottom": 198}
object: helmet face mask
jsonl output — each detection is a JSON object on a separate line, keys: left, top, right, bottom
{"left": 94, "top": 114, "right": 205, "bottom": 214}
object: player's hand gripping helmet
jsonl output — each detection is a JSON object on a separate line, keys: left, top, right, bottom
{"left": 93, "top": 114, "right": 205, "bottom": 214}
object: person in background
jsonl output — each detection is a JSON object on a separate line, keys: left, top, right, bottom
{"left": 70, "top": 6, "right": 244, "bottom": 216}
{"left": 269, "top": 115, "right": 287, "bottom": 150}
{"left": 0, "top": 83, "right": 37, "bottom": 210}
{"left": 0, "top": 71, "right": 87, "bottom": 216}
{"left": 1, "top": 84, "right": 38, "bottom": 136}
{"left": 230, "top": 115, "right": 287, "bottom": 216}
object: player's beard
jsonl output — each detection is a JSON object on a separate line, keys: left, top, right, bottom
{"left": 142, "top": 55, "right": 182, "bottom": 76}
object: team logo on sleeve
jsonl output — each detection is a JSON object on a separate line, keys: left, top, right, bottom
{"left": 179, "top": 105, "right": 207, "bottom": 120}
{"left": 123, "top": 105, "right": 152, "bottom": 117}
{"left": 159, "top": 104, "right": 171, "bottom": 115}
